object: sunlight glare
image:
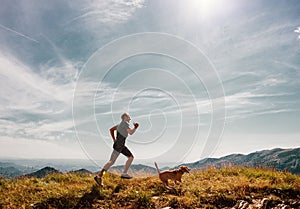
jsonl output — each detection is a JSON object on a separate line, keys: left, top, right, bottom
{"left": 189, "top": 0, "right": 227, "bottom": 18}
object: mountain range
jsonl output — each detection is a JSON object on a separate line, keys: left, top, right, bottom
{"left": 182, "top": 147, "right": 300, "bottom": 174}
{"left": 109, "top": 164, "right": 157, "bottom": 176}
{"left": 0, "top": 147, "right": 299, "bottom": 178}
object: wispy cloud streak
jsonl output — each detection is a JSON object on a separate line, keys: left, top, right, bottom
{"left": 0, "top": 23, "right": 39, "bottom": 43}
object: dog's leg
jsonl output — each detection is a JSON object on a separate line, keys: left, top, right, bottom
{"left": 163, "top": 181, "right": 169, "bottom": 189}
{"left": 174, "top": 178, "right": 183, "bottom": 187}
{"left": 163, "top": 180, "right": 168, "bottom": 187}
{"left": 164, "top": 180, "right": 172, "bottom": 189}
{"left": 168, "top": 180, "right": 176, "bottom": 188}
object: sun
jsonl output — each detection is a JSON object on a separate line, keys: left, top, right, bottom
{"left": 189, "top": 0, "right": 224, "bottom": 18}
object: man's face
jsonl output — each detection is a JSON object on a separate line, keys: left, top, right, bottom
{"left": 124, "top": 115, "right": 131, "bottom": 122}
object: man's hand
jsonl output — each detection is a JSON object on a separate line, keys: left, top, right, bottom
{"left": 127, "top": 123, "right": 139, "bottom": 135}
{"left": 134, "top": 122, "right": 139, "bottom": 129}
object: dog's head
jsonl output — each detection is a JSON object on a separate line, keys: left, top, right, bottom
{"left": 179, "top": 166, "right": 191, "bottom": 173}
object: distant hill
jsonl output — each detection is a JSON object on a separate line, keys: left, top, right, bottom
{"left": 109, "top": 164, "right": 157, "bottom": 175}
{"left": 69, "top": 168, "right": 92, "bottom": 175}
{"left": 0, "top": 162, "right": 35, "bottom": 178}
{"left": 0, "top": 166, "right": 21, "bottom": 178}
{"left": 25, "top": 166, "right": 60, "bottom": 178}
{"left": 182, "top": 147, "right": 300, "bottom": 174}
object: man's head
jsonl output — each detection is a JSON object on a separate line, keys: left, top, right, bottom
{"left": 121, "top": 112, "right": 131, "bottom": 122}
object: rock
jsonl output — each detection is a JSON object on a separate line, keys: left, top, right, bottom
{"left": 232, "top": 198, "right": 295, "bottom": 209}
{"left": 290, "top": 201, "right": 300, "bottom": 208}
{"left": 273, "top": 204, "right": 290, "bottom": 209}
{"left": 232, "top": 200, "right": 249, "bottom": 209}
{"left": 261, "top": 198, "right": 269, "bottom": 209}
{"left": 251, "top": 199, "right": 262, "bottom": 208}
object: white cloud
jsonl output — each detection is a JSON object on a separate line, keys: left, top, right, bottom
{"left": 67, "top": 0, "right": 144, "bottom": 26}
{"left": 0, "top": 52, "right": 81, "bottom": 143}
{"left": 0, "top": 23, "right": 39, "bottom": 43}
{"left": 0, "top": 52, "right": 76, "bottom": 111}
{"left": 224, "top": 90, "right": 294, "bottom": 121}
{"left": 294, "top": 26, "right": 300, "bottom": 39}
{"left": 0, "top": 119, "right": 74, "bottom": 142}
{"left": 0, "top": 136, "right": 87, "bottom": 159}
{"left": 261, "top": 77, "right": 286, "bottom": 87}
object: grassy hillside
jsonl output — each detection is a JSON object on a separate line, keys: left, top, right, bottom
{"left": 184, "top": 147, "right": 300, "bottom": 175}
{"left": 0, "top": 167, "right": 299, "bottom": 209}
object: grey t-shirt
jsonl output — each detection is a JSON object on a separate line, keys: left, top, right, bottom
{"left": 117, "top": 120, "right": 130, "bottom": 138}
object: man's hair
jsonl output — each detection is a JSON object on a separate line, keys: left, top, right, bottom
{"left": 121, "top": 112, "right": 129, "bottom": 120}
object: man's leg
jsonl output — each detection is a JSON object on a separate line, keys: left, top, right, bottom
{"left": 123, "top": 155, "right": 134, "bottom": 174}
{"left": 120, "top": 146, "right": 134, "bottom": 177}
{"left": 98, "top": 150, "right": 120, "bottom": 177}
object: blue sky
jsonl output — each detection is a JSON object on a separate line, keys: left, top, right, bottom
{"left": 0, "top": 0, "right": 299, "bottom": 166}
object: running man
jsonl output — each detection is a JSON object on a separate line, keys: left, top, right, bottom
{"left": 94, "top": 112, "right": 139, "bottom": 186}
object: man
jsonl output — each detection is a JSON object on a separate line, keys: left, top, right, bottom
{"left": 94, "top": 112, "right": 139, "bottom": 186}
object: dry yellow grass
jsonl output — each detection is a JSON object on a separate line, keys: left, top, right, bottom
{"left": 0, "top": 167, "right": 299, "bottom": 209}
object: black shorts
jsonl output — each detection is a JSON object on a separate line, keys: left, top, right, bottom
{"left": 113, "top": 132, "right": 133, "bottom": 158}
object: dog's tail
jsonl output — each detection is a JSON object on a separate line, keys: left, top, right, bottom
{"left": 154, "top": 162, "right": 160, "bottom": 174}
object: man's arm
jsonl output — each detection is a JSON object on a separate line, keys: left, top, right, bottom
{"left": 127, "top": 128, "right": 136, "bottom": 135}
{"left": 127, "top": 122, "right": 139, "bottom": 135}
{"left": 110, "top": 125, "right": 117, "bottom": 142}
